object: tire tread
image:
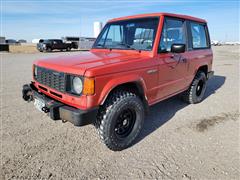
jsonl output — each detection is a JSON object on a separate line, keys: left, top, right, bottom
{"left": 96, "top": 91, "right": 142, "bottom": 151}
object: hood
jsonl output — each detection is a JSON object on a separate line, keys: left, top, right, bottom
{"left": 34, "top": 51, "right": 142, "bottom": 75}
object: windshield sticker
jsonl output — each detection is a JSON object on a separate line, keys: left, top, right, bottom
{"left": 126, "top": 23, "right": 135, "bottom": 28}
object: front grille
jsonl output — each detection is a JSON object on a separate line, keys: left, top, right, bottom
{"left": 35, "top": 66, "right": 65, "bottom": 92}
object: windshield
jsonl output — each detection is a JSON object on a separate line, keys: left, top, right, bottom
{"left": 43, "top": 40, "right": 50, "bottom": 43}
{"left": 93, "top": 17, "right": 159, "bottom": 51}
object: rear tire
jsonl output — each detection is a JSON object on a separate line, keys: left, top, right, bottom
{"left": 44, "top": 47, "right": 51, "bottom": 52}
{"left": 96, "top": 91, "right": 145, "bottom": 151}
{"left": 182, "top": 71, "right": 207, "bottom": 104}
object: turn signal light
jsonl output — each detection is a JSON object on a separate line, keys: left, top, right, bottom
{"left": 83, "top": 78, "right": 95, "bottom": 95}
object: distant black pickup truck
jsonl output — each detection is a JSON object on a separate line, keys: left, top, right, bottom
{"left": 37, "top": 39, "right": 78, "bottom": 52}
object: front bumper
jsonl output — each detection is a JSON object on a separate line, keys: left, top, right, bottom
{"left": 22, "top": 83, "right": 98, "bottom": 126}
{"left": 37, "top": 46, "right": 44, "bottom": 51}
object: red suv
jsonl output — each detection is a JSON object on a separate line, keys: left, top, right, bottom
{"left": 22, "top": 13, "right": 214, "bottom": 151}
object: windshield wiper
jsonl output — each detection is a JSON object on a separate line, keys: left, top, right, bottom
{"left": 95, "top": 44, "right": 113, "bottom": 50}
{"left": 117, "top": 43, "right": 137, "bottom": 50}
{"left": 96, "top": 44, "right": 105, "bottom": 48}
{"left": 96, "top": 43, "right": 140, "bottom": 52}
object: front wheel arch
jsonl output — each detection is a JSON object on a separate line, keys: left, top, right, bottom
{"left": 100, "top": 81, "right": 148, "bottom": 112}
{"left": 96, "top": 90, "right": 145, "bottom": 151}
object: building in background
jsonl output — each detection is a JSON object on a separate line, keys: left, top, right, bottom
{"left": 0, "top": 36, "right": 6, "bottom": 44}
{"left": 32, "top": 39, "right": 42, "bottom": 44}
{"left": 62, "top": 36, "right": 96, "bottom": 50}
{"left": 0, "top": 36, "right": 9, "bottom": 52}
{"left": 79, "top": 37, "right": 96, "bottom": 50}
{"left": 93, "top": 22, "right": 103, "bottom": 38}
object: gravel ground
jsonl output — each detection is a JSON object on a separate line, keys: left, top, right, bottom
{"left": 0, "top": 46, "right": 239, "bottom": 179}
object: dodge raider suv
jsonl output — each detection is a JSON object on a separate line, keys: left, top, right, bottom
{"left": 22, "top": 13, "right": 214, "bottom": 151}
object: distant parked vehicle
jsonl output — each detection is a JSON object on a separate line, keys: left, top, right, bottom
{"left": 211, "top": 40, "right": 221, "bottom": 46}
{"left": 18, "top": 39, "right": 27, "bottom": 43}
{"left": 6, "top": 39, "right": 19, "bottom": 45}
{"left": 37, "top": 39, "right": 78, "bottom": 52}
{"left": 224, "top": 41, "right": 240, "bottom": 45}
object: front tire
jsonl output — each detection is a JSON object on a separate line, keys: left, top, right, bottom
{"left": 182, "top": 71, "right": 207, "bottom": 104}
{"left": 96, "top": 91, "right": 145, "bottom": 151}
{"left": 44, "top": 47, "right": 52, "bottom": 52}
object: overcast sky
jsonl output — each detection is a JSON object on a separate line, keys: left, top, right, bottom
{"left": 1, "top": 0, "right": 239, "bottom": 42}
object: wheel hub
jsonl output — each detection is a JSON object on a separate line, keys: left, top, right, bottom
{"left": 123, "top": 119, "right": 128, "bottom": 126}
{"left": 114, "top": 108, "right": 136, "bottom": 138}
{"left": 196, "top": 80, "right": 204, "bottom": 96}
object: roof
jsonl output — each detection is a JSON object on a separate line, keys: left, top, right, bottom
{"left": 108, "top": 12, "right": 206, "bottom": 23}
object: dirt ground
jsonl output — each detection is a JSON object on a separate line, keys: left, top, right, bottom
{"left": 0, "top": 46, "right": 239, "bottom": 179}
{"left": 9, "top": 44, "right": 39, "bottom": 54}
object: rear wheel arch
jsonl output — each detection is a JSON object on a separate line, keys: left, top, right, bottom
{"left": 196, "top": 65, "right": 208, "bottom": 76}
{"left": 182, "top": 71, "right": 207, "bottom": 104}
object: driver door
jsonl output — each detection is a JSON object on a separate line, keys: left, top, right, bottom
{"left": 51, "top": 40, "right": 58, "bottom": 49}
{"left": 156, "top": 17, "right": 189, "bottom": 99}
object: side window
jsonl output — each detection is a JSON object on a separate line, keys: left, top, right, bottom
{"left": 190, "top": 23, "right": 208, "bottom": 48}
{"left": 159, "top": 18, "right": 186, "bottom": 52}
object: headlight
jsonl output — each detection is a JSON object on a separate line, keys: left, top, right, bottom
{"left": 72, "top": 77, "right": 83, "bottom": 94}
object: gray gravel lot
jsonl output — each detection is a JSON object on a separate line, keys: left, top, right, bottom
{"left": 0, "top": 46, "right": 239, "bottom": 179}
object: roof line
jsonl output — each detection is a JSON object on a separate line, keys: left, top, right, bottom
{"left": 108, "top": 12, "right": 206, "bottom": 23}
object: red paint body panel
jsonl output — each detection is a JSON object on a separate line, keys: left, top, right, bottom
{"left": 32, "top": 13, "right": 213, "bottom": 110}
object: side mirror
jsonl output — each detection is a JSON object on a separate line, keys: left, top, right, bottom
{"left": 171, "top": 44, "right": 186, "bottom": 53}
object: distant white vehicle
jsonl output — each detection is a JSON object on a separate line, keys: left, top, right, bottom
{"left": 224, "top": 41, "right": 239, "bottom": 45}
{"left": 211, "top": 40, "right": 221, "bottom": 46}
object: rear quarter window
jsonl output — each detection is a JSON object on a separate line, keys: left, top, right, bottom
{"left": 190, "top": 22, "right": 209, "bottom": 49}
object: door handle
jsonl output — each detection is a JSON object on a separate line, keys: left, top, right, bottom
{"left": 170, "top": 54, "right": 187, "bottom": 62}
{"left": 147, "top": 69, "right": 158, "bottom": 74}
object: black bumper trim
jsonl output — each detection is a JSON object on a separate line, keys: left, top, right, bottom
{"left": 22, "top": 83, "right": 98, "bottom": 126}
{"left": 59, "top": 106, "right": 98, "bottom": 126}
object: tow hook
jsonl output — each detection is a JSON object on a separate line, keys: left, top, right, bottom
{"left": 42, "top": 106, "right": 50, "bottom": 113}
{"left": 22, "top": 84, "right": 34, "bottom": 102}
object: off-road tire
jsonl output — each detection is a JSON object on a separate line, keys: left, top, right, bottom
{"left": 44, "top": 47, "right": 51, "bottom": 52}
{"left": 182, "top": 71, "right": 207, "bottom": 104}
{"left": 96, "top": 91, "right": 145, "bottom": 151}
